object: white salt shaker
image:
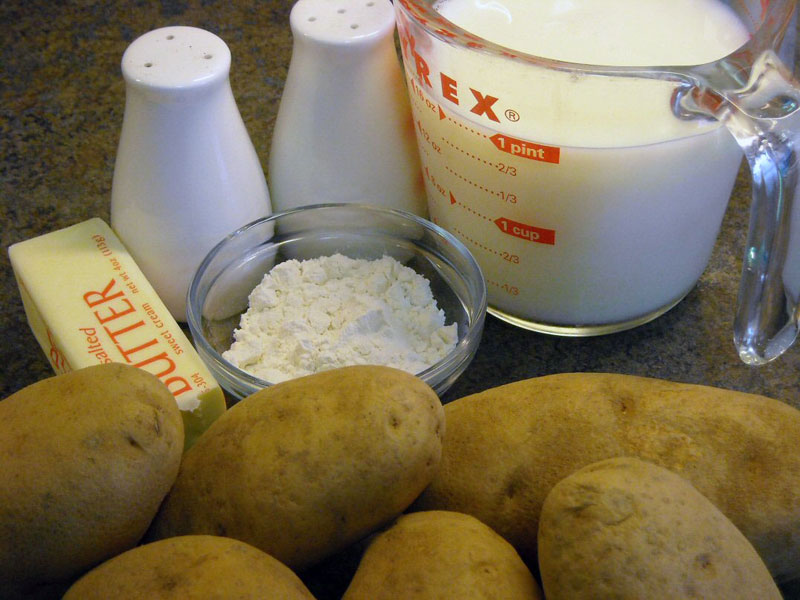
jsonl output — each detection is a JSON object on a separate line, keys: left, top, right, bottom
{"left": 111, "top": 26, "right": 271, "bottom": 321}
{"left": 268, "top": 0, "right": 427, "bottom": 216}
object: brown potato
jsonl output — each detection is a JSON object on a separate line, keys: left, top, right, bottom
{"left": 0, "top": 363, "right": 184, "bottom": 593}
{"left": 538, "top": 457, "right": 782, "bottom": 599}
{"left": 147, "top": 365, "right": 444, "bottom": 571}
{"left": 63, "top": 535, "right": 315, "bottom": 599}
{"left": 344, "top": 510, "right": 542, "bottom": 599}
{"left": 413, "top": 372, "right": 800, "bottom": 581}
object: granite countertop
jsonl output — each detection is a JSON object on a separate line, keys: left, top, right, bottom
{"left": 2, "top": 0, "right": 800, "bottom": 597}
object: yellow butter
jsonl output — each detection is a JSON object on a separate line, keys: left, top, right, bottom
{"left": 8, "top": 218, "right": 226, "bottom": 449}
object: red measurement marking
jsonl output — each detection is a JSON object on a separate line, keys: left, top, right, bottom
{"left": 490, "top": 134, "right": 560, "bottom": 164}
{"left": 441, "top": 136, "right": 493, "bottom": 166}
{"left": 444, "top": 165, "right": 496, "bottom": 195}
{"left": 451, "top": 225, "right": 500, "bottom": 256}
{"left": 450, "top": 118, "right": 489, "bottom": 139}
{"left": 495, "top": 217, "right": 556, "bottom": 245}
{"left": 448, "top": 192, "right": 492, "bottom": 221}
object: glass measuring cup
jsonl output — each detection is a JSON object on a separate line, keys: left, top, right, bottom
{"left": 393, "top": 0, "right": 800, "bottom": 364}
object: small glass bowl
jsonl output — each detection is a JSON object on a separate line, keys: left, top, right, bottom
{"left": 187, "top": 203, "right": 487, "bottom": 400}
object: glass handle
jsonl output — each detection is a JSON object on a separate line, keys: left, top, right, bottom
{"left": 683, "top": 50, "right": 800, "bottom": 364}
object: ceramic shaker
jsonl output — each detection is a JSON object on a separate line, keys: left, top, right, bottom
{"left": 268, "top": 0, "right": 427, "bottom": 216}
{"left": 111, "top": 26, "right": 271, "bottom": 321}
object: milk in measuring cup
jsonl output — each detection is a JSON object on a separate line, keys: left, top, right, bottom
{"left": 400, "top": 0, "right": 750, "bottom": 331}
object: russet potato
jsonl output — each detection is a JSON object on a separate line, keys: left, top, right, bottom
{"left": 538, "top": 457, "right": 782, "bottom": 599}
{"left": 413, "top": 372, "right": 800, "bottom": 582}
{"left": 0, "top": 363, "right": 184, "bottom": 594}
{"left": 147, "top": 365, "right": 444, "bottom": 571}
{"left": 63, "top": 535, "right": 315, "bottom": 599}
{"left": 344, "top": 510, "right": 542, "bottom": 600}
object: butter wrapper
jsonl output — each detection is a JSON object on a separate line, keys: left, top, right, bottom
{"left": 8, "top": 218, "right": 226, "bottom": 449}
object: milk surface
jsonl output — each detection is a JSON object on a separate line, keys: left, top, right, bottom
{"left": 398, "top": 0, "right": 750, "bottom": 330}
{"left": 434, "top": 0, "right": 748, "bottom": 66}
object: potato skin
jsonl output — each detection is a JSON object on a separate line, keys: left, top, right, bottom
{"left": 413, "top": 372, "right": 800, "bottom": 581}
{"left": 63, "top": 535, "right": 314, "bottom": 599}
{"left": 344, "top": 510, "right": 542, "bottom": 600}
{"left": 0, "top": 363, "right": 184, "bottom": 590}
{"left": 538, "top": 457, "right": 782, "bottom": 599}
{"left": 148, "top": 365, "right": 444, "bottom": 571}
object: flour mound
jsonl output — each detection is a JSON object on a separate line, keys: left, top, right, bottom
{"left": 222, "top": 254, "right": 458, "bottom": 383}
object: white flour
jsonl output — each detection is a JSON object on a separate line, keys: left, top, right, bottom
{"left": 223, "top": 254, "right": 458, "bottom": 383}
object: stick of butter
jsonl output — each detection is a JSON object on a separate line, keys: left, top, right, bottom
{"left": 8, "top": 218, "right": 226, "bottom": 450}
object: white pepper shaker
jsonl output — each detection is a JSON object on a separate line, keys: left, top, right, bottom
{"left": 268, "top": 0, "right": 427, "bottom": 216}
{"left": 111, "top": 26, "right": 271, "bottom": 321}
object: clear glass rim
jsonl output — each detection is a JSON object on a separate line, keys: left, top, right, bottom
{"left": 395, "top": 0, "right": 795, "bottom": 75}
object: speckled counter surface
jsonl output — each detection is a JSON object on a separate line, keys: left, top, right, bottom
{"left": 2, "top": 0, "right": 800, "bottom": 597}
